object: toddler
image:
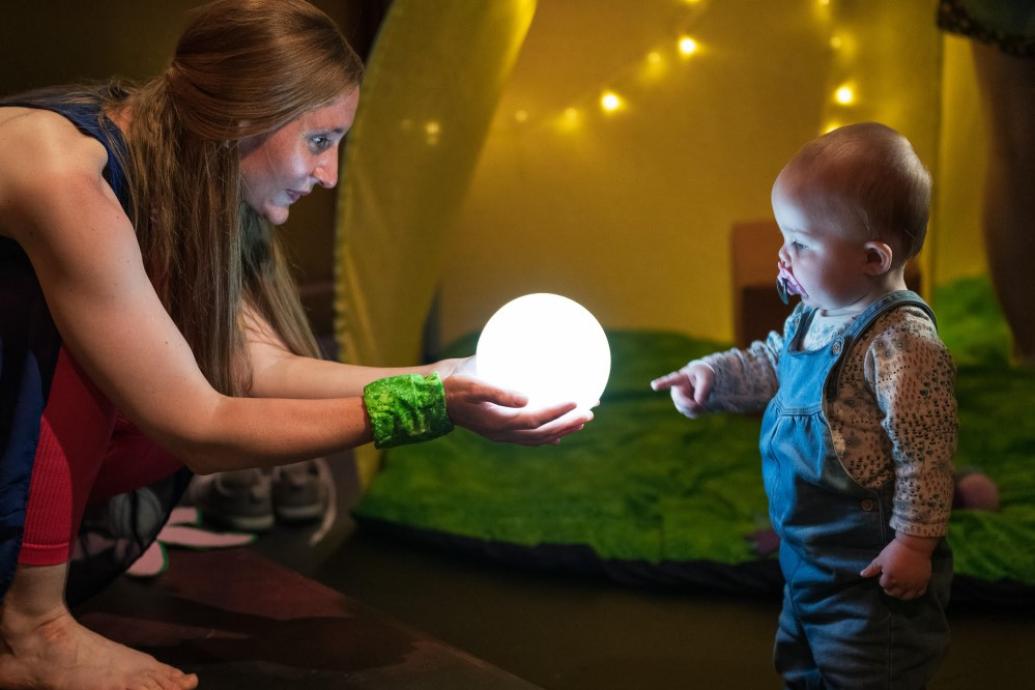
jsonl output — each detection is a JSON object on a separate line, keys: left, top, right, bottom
{"left": 653, "top": 123, "right": 955, "bottom": 689}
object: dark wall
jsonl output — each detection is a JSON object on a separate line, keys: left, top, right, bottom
{"left": 0, "top": 0, "right": 391, "bottom": 338}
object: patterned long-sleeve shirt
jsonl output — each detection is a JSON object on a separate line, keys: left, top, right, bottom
{"left": 694, "top": 304, "right": 957, "bottom": 538}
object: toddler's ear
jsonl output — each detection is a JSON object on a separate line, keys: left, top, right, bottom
{"left": 863, "top": 240, "right": 894, "bottom": 275}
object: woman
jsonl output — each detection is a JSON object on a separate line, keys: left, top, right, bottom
{"left": 938, "top": 0, "right": 1035, "bottom": 366}
{"left": 0, "top": 1, "right": 589, "bottom": 688}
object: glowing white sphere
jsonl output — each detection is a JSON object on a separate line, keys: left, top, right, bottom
{"left": 475, "top": 293, "right": 610, "bottom": 410}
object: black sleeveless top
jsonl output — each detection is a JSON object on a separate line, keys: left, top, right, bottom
{"left": 0, "top": 90, "right": 190, "bottom": 605}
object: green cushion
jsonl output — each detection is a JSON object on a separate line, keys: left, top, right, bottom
{"left": 357, "top": 278, "right": 1035, "bottom": 592}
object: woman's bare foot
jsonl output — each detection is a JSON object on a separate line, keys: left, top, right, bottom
{"left": 0, "top": 563, "right": 197, "bottom": 690}
{"left": 0, "top": 606, "right": 198, "bottom": 690}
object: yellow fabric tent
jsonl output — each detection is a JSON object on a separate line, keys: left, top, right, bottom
{"left": 335, "top": 0, "right": 536, "bottom": 484}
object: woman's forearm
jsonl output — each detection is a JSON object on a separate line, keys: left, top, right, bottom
{"left": 245, "top": 353, "right": 451, "bottom": 399}
{"left": 164, "top": 394, "right": 372, "bottom": 474}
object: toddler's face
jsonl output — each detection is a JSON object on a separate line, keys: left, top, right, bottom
{"left": 772, "top": 183, "right": 873, "bottom": 312}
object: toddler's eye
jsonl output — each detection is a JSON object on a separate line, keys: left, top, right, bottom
{"left": 791, "top": 240, "right": 807, "bottom": 250}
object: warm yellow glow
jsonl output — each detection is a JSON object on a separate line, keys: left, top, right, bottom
{"left": 641, "top": 50, "right": 666, "bottom": 82}
{"left": 817, "top": 0, "right": 830, "bottom": 5}
{"left": 833, "top": 84, "right": 856, "bottom": 105}
{"left": 829, "top": 34, "right": 843, "bottom": 49}
{"left": 423, "top": 121, "right": 441, "bottom": 146}
{"left": 822, "top": 120, "right": 841, "bottom": 134}
{"left": 556, "top": 107, "right": 581, "bottom": 132}
{"left": 514, "top": 109, "right": 529, "bottom": 123}
{"left": 600, "top": 91, "right": 623, "bottom": 112}
{"left": 677, "top": 36, "right": 699, "bottom": 57}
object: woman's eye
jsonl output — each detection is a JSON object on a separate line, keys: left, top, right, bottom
{"left": 310, "top": 136, "right": 331, "bottom": 151}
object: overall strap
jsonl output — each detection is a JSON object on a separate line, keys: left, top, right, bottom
{"left": 785, "top": 303, "right": 816, "bottom": 354}
{"left": 825, "top": 290, "right": 935, "bottom": 400}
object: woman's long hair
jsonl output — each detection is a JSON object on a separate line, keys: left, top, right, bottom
{"left": 116, "top": 0, "right": 363, "bottom": 394}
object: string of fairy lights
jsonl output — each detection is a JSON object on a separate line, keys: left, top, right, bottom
{"left": 411, "top": 0, "right": 863, "bottom": 146}
{"left": 818, "top": 0, "right": 862, "bottom": 134}
{"left": 504, "top": 0, "right": 710, "bottom": 136}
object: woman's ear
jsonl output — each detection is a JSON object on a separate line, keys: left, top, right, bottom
{"left": 862, "top": 240, "right": 894, "bottom": 275}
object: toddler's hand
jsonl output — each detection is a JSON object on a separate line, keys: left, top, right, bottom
{"left": 860, "top": 534, "right": 936, "bottom": 600}
{"left": 650, "top": 363, "right": 714, "bottom": 418}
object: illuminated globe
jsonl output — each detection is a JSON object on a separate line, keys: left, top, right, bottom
{"left": 475, "top": 293, "right": 610, "bottom": 410}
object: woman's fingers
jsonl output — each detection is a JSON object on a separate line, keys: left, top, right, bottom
{"left": 497, "top": 408, "right": 592, "bottom": 444}
{"left": 449, "top": 375, "right": 529, "bottom": 408}
{"left": 444, "top": 374, "right": 596, "bottom": 444}
{"left": 520, "top": 401, "right": 580, "bottom": 427}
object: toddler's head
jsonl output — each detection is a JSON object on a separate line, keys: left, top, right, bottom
{"left": 772, "top": 122, "right": 931, "bottom": 310}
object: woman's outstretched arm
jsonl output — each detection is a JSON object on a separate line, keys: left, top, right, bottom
{"left": 1, "top": 109, "right": 375, "bottom": 473}
{"left": 240, "top": 304, "right": 592, "bottom": 445}
{"left": 2, "top": 109, "right": 588, "bottom": 474}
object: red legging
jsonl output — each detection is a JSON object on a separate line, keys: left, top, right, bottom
{"left": 18, "top": 349, "right": 184, "bottom": 566}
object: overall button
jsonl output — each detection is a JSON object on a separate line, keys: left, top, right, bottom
{"left": 860, "top": 498, "right": 876, "bottom": 512}
{"left": 831, "top": 338, "right": 844, "bottom": 355}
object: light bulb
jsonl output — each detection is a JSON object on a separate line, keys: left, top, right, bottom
{"left": 834, "top": 84, "right": 855, "bottom": 105}
{"left": 475, "top": 293, "right": 610, "bottom": 410}
{"left": 678, "top": 36, "right": 699, "bottom": 56}
{"left": 600, "top": 91, "right": 622, "bottom": 112}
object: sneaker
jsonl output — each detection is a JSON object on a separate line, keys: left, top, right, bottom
{"left": 271, "top": 459, "right": 329, "bottom": 524}
{"left": 190, "top": 468, "right": 274, "bottom": 532}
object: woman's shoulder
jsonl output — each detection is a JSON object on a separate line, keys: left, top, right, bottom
{"left": 0, "top": 106, "right": 111, "bottom": 231}
{"left": 0, "top": 105, "right": 110, "bottom": 173}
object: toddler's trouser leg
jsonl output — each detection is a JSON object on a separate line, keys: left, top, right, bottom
{"left": 774, "top": 584, "right": 825, "bottom": 690}
{"left": 796, "top": 575, "right": 951, "bottom": 690}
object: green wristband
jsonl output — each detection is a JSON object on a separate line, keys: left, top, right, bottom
{"left": 363, "top": 373, "right": 454, "bottom": 449}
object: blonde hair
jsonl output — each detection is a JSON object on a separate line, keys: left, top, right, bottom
{"left": 115, "top": 0, "right": 363, "bottom": 394}
{"left": 778, "top": 122, "right": 931, "bottom": 263}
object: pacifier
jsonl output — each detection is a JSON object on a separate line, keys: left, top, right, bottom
{"left": 776, "top": 261, "right": 806, "bottom": 305}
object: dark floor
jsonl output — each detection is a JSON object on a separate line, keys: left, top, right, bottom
{"left": 317, "top": 533, "right": 1035, "bottom": 690}
{"left": 83, "top": 450, "right": 1035, "bottom": 690}
{"left": 243, "top": 451, "right": 1035, "bottom": 690}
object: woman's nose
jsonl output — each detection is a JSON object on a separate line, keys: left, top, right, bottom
{"left": 313, "top": 152, "right": 339, "bottom": 188}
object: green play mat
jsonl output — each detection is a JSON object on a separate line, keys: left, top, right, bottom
{"left": 355, "top": 277, "right": 1035, "bottom": 602}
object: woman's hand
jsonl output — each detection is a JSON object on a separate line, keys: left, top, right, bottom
{"left": 443, "top": 374, "right": 592, "bottom": 445}
{"left": 650, "top": 363, "right": 715, "bottom": 418}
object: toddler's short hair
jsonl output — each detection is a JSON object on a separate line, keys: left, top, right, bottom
{"left": 779, "top": 122, "right": 931, "bottom": 262}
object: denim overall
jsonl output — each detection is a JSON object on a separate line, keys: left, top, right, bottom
{"left": 760, "top": 291, "right": 952, "bottom": 690}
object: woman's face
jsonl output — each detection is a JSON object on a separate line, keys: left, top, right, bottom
{"left": 239, "top": 87, "right": 360, "bottom": 225}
